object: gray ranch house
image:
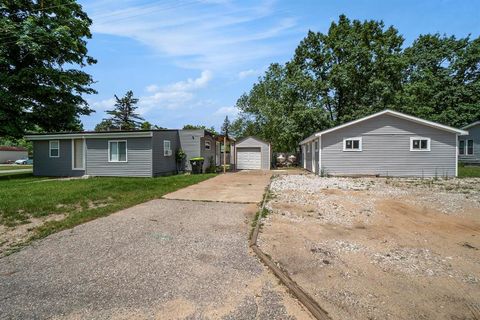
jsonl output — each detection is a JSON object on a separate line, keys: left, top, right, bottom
{"left": 26, "top": 129, "right": 235, "bottom": 177}
{"left": 459, "top": 121, "right": 480, "bottom": 165}
{"left": 300, "top": 110, "right": 468, "bottom": 178}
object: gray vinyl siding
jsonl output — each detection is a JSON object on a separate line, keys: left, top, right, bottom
{"left": 179, "top": 130, "right": 203, "bottom": 171}
{"left": 85, "top": 138, "right": 152, "bottom": 177}
{"left": 306, "top": 142, "right": 312, "bottom": 171}
{"left": 200, "top": 135, "right": 216, "bottom": 171}
{"left": 321, "top": 114, "right": 457, "bottom": 177}
{"left": 459, "top": 124, "right": 480, "bottom": 165}
{"left": 314, "top": 140, "right": 320, "bottom": 173}
{"left": 236, "top": 137, "right": 270, "bottom": 170}
{"left": 152, "top": 131, "right": 180, "bottom": 176}
{"left": 32, "top": 140, "right": 84, "bottom": 177}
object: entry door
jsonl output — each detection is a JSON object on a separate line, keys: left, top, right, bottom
{"left": 237, "top": 147, "right": 261, "bottom": 170}
{"left": 72, "top": 139, "right": 85, "bottom": 170}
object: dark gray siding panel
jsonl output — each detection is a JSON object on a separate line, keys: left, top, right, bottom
{"left": 306, "top": 141, "right": 312, "bottom": 172}
{"left": 152, "top": 131, "right": 180, "bottom": 176}
{"left": 235, "top": 137, "right": 270, "bottom": 170}
{"left": 86, "top": 138, "right": 152, "bottom": 177}
{"left": 33, "top": 140, "right": 84, "bottom": 177}
{"left": 321, "top": 114, "right": 457, "bottom": 177}
{"left": 459, "top": 124, "right": 480, "bottom": 164}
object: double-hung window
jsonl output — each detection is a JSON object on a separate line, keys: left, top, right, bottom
{"left": 467, "top": 140, "right": 474, "bottom": 155}
{"left": 410, "top": 137, "right": 430, "bottom": 151}
{"left": 164, "top": 140, "right": 172, "bottom": 156}
{"left": 49, "top": 140, "right": 60, "bottom": 158}
{"left": 459, "top": 140, "right": 465, "bottom": 155}
{"left": 109, "top": 140, "right": 127, "bottom": 162}
{"left": 343, "top": 137, "right": 362, "bottom": 151}
{"left": 205, "top": 141, "right": 211, "bottom": 150}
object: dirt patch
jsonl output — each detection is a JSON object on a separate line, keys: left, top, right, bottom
{"left": 260, "top": 174, "right": 480, "bottom": 320}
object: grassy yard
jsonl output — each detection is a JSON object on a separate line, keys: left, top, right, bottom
{"left": 0, "top": 165, "right": 32, "bottom": 171}
{"left": 458, "top": 165, "right": 480, "bottom": 178}
{"left": 0, "top": 173, "right": 215, "bottom": 242}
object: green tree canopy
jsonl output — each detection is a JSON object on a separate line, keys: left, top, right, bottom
{"left": 105, "top": 90, "right": 144, "bottom": 130}
{"left": 0, "top": 0, "right": 97, "bottom": 138}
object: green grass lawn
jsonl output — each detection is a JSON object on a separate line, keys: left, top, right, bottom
{"left": 458, "top": 165, "right": 480, "bottom": 178}
{"left": 0, "top": 165, "right": 32, "bottom": 171}
{"left": 0, "top": 173, "right": 215, "bottom": 241}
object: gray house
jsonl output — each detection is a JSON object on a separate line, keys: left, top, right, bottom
{"left": 179, "top": 129, "right": 217, "bottom": 172}
{"left": 459, "top": 121, "right": 480, "bottom": 165}
{"left": 300, "top": 110, "right": 468, "bottom": 177}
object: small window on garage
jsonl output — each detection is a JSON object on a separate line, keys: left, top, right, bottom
{"left": 467, "top": 139, "right": 474, "bottom": 155}
{"left": 205, "top": 140, "right": 211, "bottom": 150}
{"left": 343, "top": 137, "right": 362, "bottom": 151}
{"left": 49, "top": 140, "right": 60, "bottom": 158}
{"left": 164, "top": 140, "right": 172, "bottom": 156}
{"left": 410, "top": 137, "right": 430, "bottom": 151}
{"left": 459, "top": 140, "right": 465, "bottom": 155}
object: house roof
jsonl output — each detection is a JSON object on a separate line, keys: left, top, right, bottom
{"left": 462, "top": 121, "right": 480, "bottom": 129}
{"left": 299, "top": 109, "right": 468, "bottom": 145}
{"left": 25, "top": 129, "right": 177, "bottom": 140}
{"left": 0, "top": 146, "right": 27, "bottom": 152}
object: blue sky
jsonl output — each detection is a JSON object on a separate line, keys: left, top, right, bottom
{"left": 78, "top": 0, "right": 480, "bottom": 131}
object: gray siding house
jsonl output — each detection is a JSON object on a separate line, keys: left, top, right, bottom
{"left": 300, "top": 110, "right": 468, "bottom": 178}
{"left": 27, "top": 130, "right": 180, "bottom": 177}
{"left": 178, "top": 129, "right": 218, "bottom": 172}
{"left": 459, "top": 121, "right": 480, "bottom": 165}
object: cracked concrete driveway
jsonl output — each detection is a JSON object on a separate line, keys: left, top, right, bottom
{"left": 0, "top": 172, "right": 311, "bottom": 320}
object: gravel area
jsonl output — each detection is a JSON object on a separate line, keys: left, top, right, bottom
{"left": 259, "top": 174, "right": 480, "bottom": 320}
{"left": 0, "top": 199, "right": 310, "bottom": 319}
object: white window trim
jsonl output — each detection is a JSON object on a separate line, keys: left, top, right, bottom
{"left": 71, "top": 138, "right": 86, "bottom": 170}
{"left": 466, "top": 139, "right": 474, "bottom": 155}
{"left": 164, "top": 140, "right": 172, "bottom": 156}
{"left": 343, "top": 137, "right": 362, "bottom": 152}
{"left": 410, "top": 137, "right": 431, "bottom": 152}
{"left": 108, "top": 140, "right": 128, "bottom": 162}
{"left": 49, "top": 140, "right": 60, "bottom": 158}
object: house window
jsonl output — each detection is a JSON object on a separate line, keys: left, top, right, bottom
{"left": 164, "top": 140, "right": 172, "bottom": 156}
{"left": 343, "top": 137, "right": 362, "bottom": 151}
{"left": 307, "top": 144, "right": 310, "bottom": 153}
{"left": 467, "top": 139, "right": 474, "bottom": 155}
{"left": 315, "top": 141, "right": 319, "bottom": 151}
{"left": 410, "top": 137, "right": 430, "bottom": 151}
{"left": 49, "top": 140, "right": 60, "bottom": 158}
{"left": 205, "top": 140, "right": 211, "bottom": 150}
{"left": 109, "top": 140, "right": 127, "bottom": 162}
{"left": 459, "top": 140, "right": 465, "bottom": 155}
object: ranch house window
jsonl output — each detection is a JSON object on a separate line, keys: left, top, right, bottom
{"left": 410, "top": 137, "right": 430, "bottom": 151}
{"left": 343, "top": 137, "right": 362, "bottom": 151}
{"left": 164, "top": 140, "right": 172, "bottom": 156}
{"left": 467, "top": 139, "right": 474, "bottom": 155}
{"left": 459, "top": 140, "right": 465, "bottom": 155}
{"left": 205, "top": 140, "right": 211, "bottom": 150}
{"left": 49, "top": 140, "right": 60, "bottom": 158}
{"left": 109, "top": 140, "right": 127, "bottom": 162}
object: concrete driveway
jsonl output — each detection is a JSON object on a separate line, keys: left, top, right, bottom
{"left": 0, "top": 174, "right": 310, "bottom": 319}
{"left": 163, "top": 171, "right": 272, "bottom": 203}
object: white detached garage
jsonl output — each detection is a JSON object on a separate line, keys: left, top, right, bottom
{"left": 234, "top": 136, "right": 271, "bottom": 170}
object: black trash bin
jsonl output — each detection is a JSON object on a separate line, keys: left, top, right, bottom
{"left": 189, "top": 157, "right": 204, "bottom": 174}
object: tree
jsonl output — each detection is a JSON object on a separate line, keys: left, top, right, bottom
{"left": 221, "top": 116, "right": 230, "bottom": 137}
{"left": 94, "top": 119, "right": 117, "bottom": 132}
{"left": 141, "top": 121, "right": 152, "bottom": 130}
{"left": 400, "top": 34, "right": 480, "bottom": 127}
{"left": 182, "top": 124, "right": 218, "bottom": 134}
{"left": 0, "top": 0, "right": 97, "bottom": 138}
{"left": 105, "top": 91, "right": 144, "bottom": 130}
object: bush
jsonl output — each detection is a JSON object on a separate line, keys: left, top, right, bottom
{"left": 205, "top": 156, "right": 216, "bottom": 173}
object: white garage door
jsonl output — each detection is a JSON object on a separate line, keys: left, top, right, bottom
{"left": 237, "top": 147, "right": 262, "bottom": 170}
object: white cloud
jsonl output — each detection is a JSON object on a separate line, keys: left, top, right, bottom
{"left": 145, "top": 84, "right": 159, "bottom": 93}
{"left": 214, "top": 106, "right": 239, "bottom": 116}
{"left": 166, "top": 70, "right": 212, "bottom": 91}
{"left": 90, "top": 97, "right": 115, "bottom": 111}
{"left": 86, "top": 0, "right": 298, "bottom": 70}
{"left": 238, "top": 69, "right": 261, "bottom": 79}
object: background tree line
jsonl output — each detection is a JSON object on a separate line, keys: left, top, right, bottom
{"left": 231, "top": 15, "right": 480, "bottom": 151}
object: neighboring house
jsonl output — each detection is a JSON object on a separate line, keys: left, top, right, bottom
{"left": 26, "top": 129, "right": 236, "bottom": 177}
{"left": 300, "top": 110, "right": 468, "bottom": 177}
{"left": 459, "top": 121, "right": 480, "bottom": 165}
{"left": 234, "top": 136, "right": 271, "bottom": 170}
{"left": 26, "top": 130, "right": 180, "bottom": 177}
{"left": 0, "top": 146, "right": 28, "bottom": 163}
